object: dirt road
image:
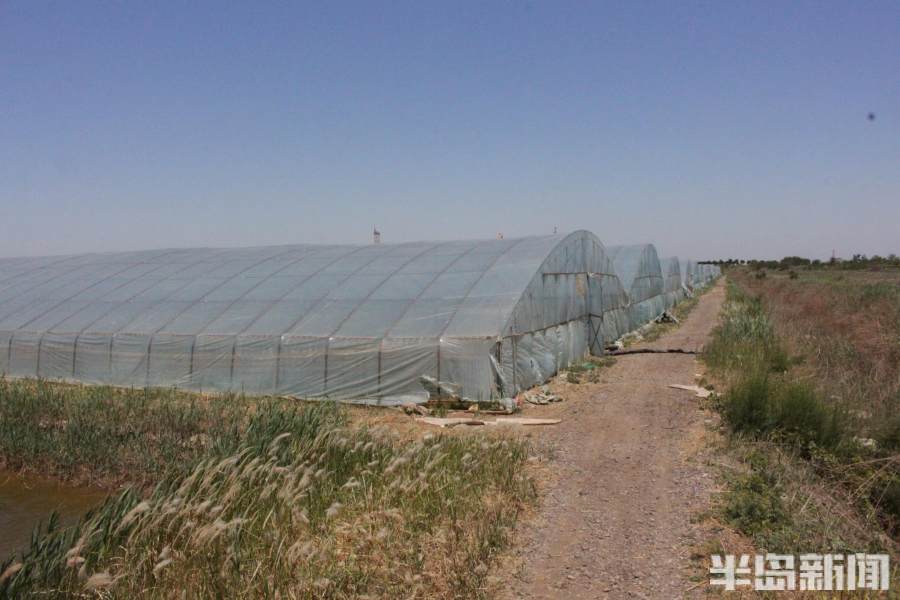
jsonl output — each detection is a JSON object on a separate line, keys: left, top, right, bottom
{"left": 501, "top": 281, "right": 725, "bottom": 599}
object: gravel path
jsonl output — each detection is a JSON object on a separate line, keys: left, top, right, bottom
{"left": 501, "top": 281, "right": 726, "bottom": 599}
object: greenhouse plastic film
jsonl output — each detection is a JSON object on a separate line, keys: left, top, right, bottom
{"left": 606, "top": 244, "right": 666, "bottom": 331}
{"left": 0, "top": 231, "right": 641, "bottom": 402}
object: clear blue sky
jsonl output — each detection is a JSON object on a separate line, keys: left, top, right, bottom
{"left": 2, "top": 1, "right": 898, "bottom": 260}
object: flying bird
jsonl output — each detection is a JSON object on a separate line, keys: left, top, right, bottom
{"left": 868, "top": 112, "right": 876, "bottom": 121}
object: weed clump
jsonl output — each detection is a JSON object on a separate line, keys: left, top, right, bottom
{"left": 774, "top": 382, "right": 845, "bottom": 452}
{"left": 724, "top": 469, "right": 788, "bottom": 536}
{"left": 722, "top": 373, "right": 845, "bottom": 456}
{"left": 721, "top": 372, "right": 772, "bottom": 437}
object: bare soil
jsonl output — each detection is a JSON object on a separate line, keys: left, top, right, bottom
{"left": 500, "top": 281, "right": 726, "bottom": 599}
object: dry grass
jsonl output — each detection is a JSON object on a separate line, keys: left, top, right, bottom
{"left": 701, "top": 272, "right": 900, "bottom": 593}
{"left": 0, "top": 385, "right": 536, "bottom": 598}
{"left": 732, "top": 268, "right": 900, "bottom": 436}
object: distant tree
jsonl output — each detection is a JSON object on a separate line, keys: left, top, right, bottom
{"left": 781, "top": 256, "right": 811, "bottom": 267}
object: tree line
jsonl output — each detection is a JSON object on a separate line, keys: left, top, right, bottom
{"left": 698, "top": 254, "right": 900, "bottom": 270}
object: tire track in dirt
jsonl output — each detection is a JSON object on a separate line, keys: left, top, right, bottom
{"left": 501, "top": 281, "right": 726, "bottom": 599}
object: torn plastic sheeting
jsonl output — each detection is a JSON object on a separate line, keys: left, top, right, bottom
{"left": 488, "top": 350, "right": 510, "bottom": 396}
{"left": 341, "top": 391, "right": 430, "bottom": 407}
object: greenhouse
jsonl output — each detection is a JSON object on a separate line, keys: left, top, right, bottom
{"left": 694, "top": 264, "right": 707, "bottom": 287}
{"left": 659, "top": 257, "right": 684, "bottom": 310}
{"left": 0, "top": 231, "right": 630, "bottom": 403}
{"left": 695, "top": 263, "right": 721, "bottom": 287}
{"left": 679, "top": 259, "right": 695, "bottom": 293}
{"left": 606, "top": 244, "right": 666, "bottom": 331}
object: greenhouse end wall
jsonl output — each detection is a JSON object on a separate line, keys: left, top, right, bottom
{"left": 606, "top": 244, "right": 666, "bottom": 331}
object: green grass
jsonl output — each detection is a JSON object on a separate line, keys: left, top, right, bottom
{"left": 721, "top": 373, "right": 846, "bottom": 456}
{"left": 0, "top": 379, "right": 300, "bottom": 487}
{"left": 723, "top": 466, "right": 788, "bottom": 538}
{"left": 703, "top": 285, "right": 789, "bottom": 375}
{"left": 0, "top": 382, "right": 536, "bottom": 598}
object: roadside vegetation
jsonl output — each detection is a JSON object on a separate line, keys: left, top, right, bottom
{"left": 0, "top": 381, "right": 536, "bottom": 598}
{"left": 702, "top": 269, "right": 899, "bottom": 579}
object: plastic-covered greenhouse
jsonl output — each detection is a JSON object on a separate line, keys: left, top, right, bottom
{"left": 694, "top": 264, "right": 707, "bottom": 287}
{"left": 659, "top": 257, "right": 684, "bottom": 310}
{"left": 679, "top": 259, "right": 695, "bottom": 293}
{"left": 0, "top": 231, "right": 632, "bottom": 403}
{"left": 606, "top": 244, "right": 666, "bottom": 331}
{"left": 694, "top": 263, "right": 721, "bottom": 287}
{"left": 695, "top": 264, "right": 708, "bottom": 286}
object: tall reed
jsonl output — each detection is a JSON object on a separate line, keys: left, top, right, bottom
{"left": 1, "top": 391, "right": 535, "bottom": 598}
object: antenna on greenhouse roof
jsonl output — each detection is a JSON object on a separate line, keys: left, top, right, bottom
{"left": 373, "top": 226, "right": 381, "bottom": 244}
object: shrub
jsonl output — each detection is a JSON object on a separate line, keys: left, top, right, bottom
{"left": 766, "top": 344, "right": 792, "bottom": 373}
{"left": 722, "top": 374, "right": 846, "bottom": 453}
{"left": 723, "top": 371, "right": 773, "bottom": 436}
{"left": 774, "top": 382, "right": 844, "bottom": 452}
{"left": 724, "top": 469, "right": 789, "bottom": 536}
